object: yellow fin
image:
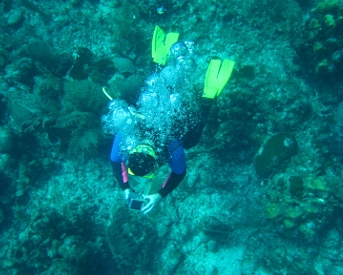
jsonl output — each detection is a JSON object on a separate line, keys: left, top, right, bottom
{"left": 203, "top": 59, "right": 235, "bottom": 99}
{"left": 151, "top": 26, "right": 179, "bottom": 65}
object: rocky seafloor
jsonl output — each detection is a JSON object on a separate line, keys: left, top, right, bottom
{"left": 1, "top": 0, "right": 343, "bottom": 274}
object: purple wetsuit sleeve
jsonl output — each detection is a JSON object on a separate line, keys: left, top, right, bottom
{"left": 110, "top": 134, "right": 130, "bottom": 190}
{"left": 110, "top": 134, "right": 123, "bottom": 162}
{"left": 158, "top": 139, "right": 187, "bottom": 198}
{"left": 158, "top": 171, "right": 186, "bottom": 198}
{"left": 168, "top": 138, "right": 186, "bottom": 174}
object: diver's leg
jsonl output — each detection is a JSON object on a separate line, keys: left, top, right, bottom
{"left": 183, "top": 98, "right": 212, "bottom": 149}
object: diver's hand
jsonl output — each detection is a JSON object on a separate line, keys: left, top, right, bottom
{"left": 142, "top": 193, "right": 162, "bottom": 214}
{"left": 123, "top": 188, "right": 130, "bottom": 200}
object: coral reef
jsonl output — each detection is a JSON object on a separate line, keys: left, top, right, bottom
{"left": 0, "top": 0, "right": 343, "bottom": 274}
{"left": 294, "top": 0, "right": 343, "bottom": 78}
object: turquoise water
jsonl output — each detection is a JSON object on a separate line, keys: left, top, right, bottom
{"left": 1, "top": 0, "right": 343, "bottom": 274}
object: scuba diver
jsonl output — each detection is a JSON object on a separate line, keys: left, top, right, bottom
{"left": 102, "top": 26, "right": 234, "bottom": 214}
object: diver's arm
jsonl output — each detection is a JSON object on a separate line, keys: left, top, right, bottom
{"left": 110, "top": 134, "right": 131, "bottom": 191}
{"left": 111, "top": 161, "right": 131, "bottom": 191}
{"left": 158, "top": 170, "right": 186, "bottom": 198}
{"left": 142, "top": 171, "right": 186, "bottom": 214}
{"left": 142, "top": 139, "right": 186, "bottom": 213}
{"left": 158, "top": 138, "right": 187, "bottom": 198}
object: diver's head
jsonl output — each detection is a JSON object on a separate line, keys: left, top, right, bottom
{"left": 128, "top": 144, "right": 157, "bottom": 178}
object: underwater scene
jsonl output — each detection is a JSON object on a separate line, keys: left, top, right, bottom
{"left": 1, "top": 0, "right": 343, "bottom": 274}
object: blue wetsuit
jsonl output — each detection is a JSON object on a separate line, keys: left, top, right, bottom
{"left": 110, "top": 134, "right": 186, "bottom": 198}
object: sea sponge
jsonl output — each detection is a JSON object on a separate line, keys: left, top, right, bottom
{"left": 313, "top": 41, "right": 325, "bottom": 52}
{"left": 265, "top": 203, "right": 281, "bottom": 218}
{"left": 309, "top": 18, "right": 321, "bottom": 29}
{"left": 283, "top": 219, "right": 295, "bottom": 229}
{"left": 254, "top": 133, "right": 298, "bottom": 179}
{"left": 315, "top": 59, "right": 329, "bottom": 73}
{"left": 324, "top": 14, "right": 336, "bottom": 28}
{"left": 304, "top": 176, "right": 330, "bottom": 191}
{"left": 303, "top": 201, "right": 321, "bottom": 214}
{"left": 285, "top": 206, "right": 303, "bottom": 219}
{"left": 312, "top": 0, "right": 339, "bottom": 13}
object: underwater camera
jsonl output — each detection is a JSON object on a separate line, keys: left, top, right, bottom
{"left": 127, "top": 192, "right": 149, "bottom": 211}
